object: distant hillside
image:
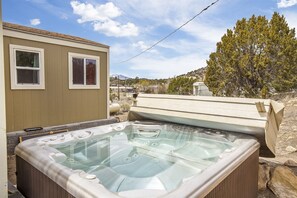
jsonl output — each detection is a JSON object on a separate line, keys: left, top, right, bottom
{"left": 177, "top": 67, "right": 206, "bottom": 81}
{"left": 109, "top": 67, "right": 207, "bottom": 95}
{"left": 110, "top": 74, "right": 130, "bottom": 80}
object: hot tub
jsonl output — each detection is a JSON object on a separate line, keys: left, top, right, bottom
{"left": 16, "top": 121, "right": 259, "bottom": 198}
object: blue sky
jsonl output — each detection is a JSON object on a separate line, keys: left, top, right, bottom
{"left": 3, "top": 0, "right": 297, "bottom": 78}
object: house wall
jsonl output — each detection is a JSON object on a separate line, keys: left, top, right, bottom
{"left": 4, "top": 36, "right": 108, "bottom": 132}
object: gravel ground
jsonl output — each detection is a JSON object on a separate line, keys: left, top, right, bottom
{"left": 7, "top": 155, "right": 16, "bottom": 185}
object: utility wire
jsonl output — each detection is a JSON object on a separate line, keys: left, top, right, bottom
{"left": 117, "top": 0, "right": 220, "bottom": 64}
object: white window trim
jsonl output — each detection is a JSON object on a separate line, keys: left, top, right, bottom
{"left": 68, "top": 52, "right": 100, "bottom": 89}
{"left": 9, "top": 44, "right": 45, "bottom": 90}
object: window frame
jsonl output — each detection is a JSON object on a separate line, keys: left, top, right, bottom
{"left": 9, "top": 44, "right": 45, "bottom": 90}
{"left": 68, "top": 52, "right": 100, "bottom": 89}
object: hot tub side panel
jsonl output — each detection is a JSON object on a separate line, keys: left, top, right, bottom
{"left": 16, "top": 156, "right": 75, "bottom": 198}
{"left": 16, "top": 149, "right": 259, "bottom": 198}
{"left": 205, "top": 149, "right": 259, "bottom": 198}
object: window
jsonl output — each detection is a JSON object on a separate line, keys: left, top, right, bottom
{"left": 10, "top": 44, "right": 45, "bottom": 89}
{"left": 68, "top": 53, "right": 100, "bottom": 89}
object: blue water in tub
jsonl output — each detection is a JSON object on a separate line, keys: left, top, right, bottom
{"left": 53, "top": 123, "right": 235, "bottom": 193}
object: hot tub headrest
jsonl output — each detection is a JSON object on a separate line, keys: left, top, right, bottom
{"left": 128, "top": 94, "right": 284, "bottom": 157}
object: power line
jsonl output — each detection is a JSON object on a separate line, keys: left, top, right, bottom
{"left": 117, "top": 0, "right": 220, "bottom": 64}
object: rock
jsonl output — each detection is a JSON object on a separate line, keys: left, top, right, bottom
{"left": 260, "top": 157, "right": 297, "bottom": 167}
{"left": 268, "top": 166, "right": 297, "bottom": 198}
{"left": 285, "top": 146, "right": 297, "bottom": 153}
{"left": 284, "top": 159, "right": 297, "bottom": 167}
{"left": 257, "top": 189, "right": 276, "bottom": 198}
{"left": 258, "top": 164, "right": 270, "bottom": 191}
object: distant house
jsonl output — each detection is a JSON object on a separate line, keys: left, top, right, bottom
{"left": 193, "top": 82, "right": 212, "bottom": 96}
{"left": 110, "top": 86, "right": 134, "bottom": 92}
{"left": 3, "top": 22, "right": 110, "bottom": 132}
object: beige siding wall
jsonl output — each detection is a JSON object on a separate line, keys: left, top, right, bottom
{"left": 4, "top": 36, "right": 108, "bottom": 132}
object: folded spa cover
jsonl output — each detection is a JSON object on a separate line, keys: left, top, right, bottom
{"left": 128, "top": 94, "right": 284, "bottom": 157}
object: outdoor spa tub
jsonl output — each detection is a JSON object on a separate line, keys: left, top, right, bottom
{"left": 15, "top": 121, "right": 259, "bottom": 198}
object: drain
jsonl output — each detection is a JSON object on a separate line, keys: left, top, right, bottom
{"left": 123, "top": 157, "right": 131, "bottom": 163}
{"left": 132, "top": 153, "right": 139, "bottom": 159}
{"left": 151, "top": 142, "right": 160, "bottom": 147}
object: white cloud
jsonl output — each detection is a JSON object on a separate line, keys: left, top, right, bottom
{"left": 282, "top": 11, "right": 297, "bottom": 31}
{"left": 109, "top": 0, "right": 226, "bottom": 43}
{"left": 106, "top": 0, "right": 227, "bottom": 77}
{"left": 158, "top": 39, "right": 215, "bottom": 55}
{"left": 278, "top": 0, "right": 297, "bottom": 8}
{"left": 128, "top": 53, "right": 208, "bottom": 79}
{"left": 109, "top": 35, "right": 217, "bottom": 78}
{"left": 70, "top": 1, "right": 121, "bottom": 23}
{"left": 179, "top": 21, "right": 226, "bottom": 43}
{"left": 60, "top": 13, "right": 68, "bottom": 20}
{"left": 110, "top": 33, "right": 218, "bottom": 77}
{"left": 27, "top": 0, "right": 71, "bottom": 20}
{"left": 70, "top": 1, "right": 138, "bottom": 37}
{"left": 116, "top": 0, "right": 218, "bottom": 25}
{"left": 30, "top": 18, "right": 41, "bottom": 26}
{"left": 132, "top": 41, "right": 159, "bottom": 54}
{"left": 93, "top": 20, "right": 138, "bottom": 37}
{"left": 133, "top": 41, "right": 149, "bottom": 51}
{"left": 110, "top": 43, "right": 129, "bottom": 56}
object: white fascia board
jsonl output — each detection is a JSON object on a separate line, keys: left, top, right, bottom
{"left": 107, "top": 48, "right": 110, "bottom": 119}
{"left": 3, "top": 29, "right": 109, "bottom": 53}
{"left": 0, "top": 0, "right": 8, "bottom": 196}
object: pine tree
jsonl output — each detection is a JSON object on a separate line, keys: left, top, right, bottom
{"left": 168, "top": 76, "right": 196, "bottom": 95}
{"left": 205, "top": 13, "right": 297, "bottom": 98}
